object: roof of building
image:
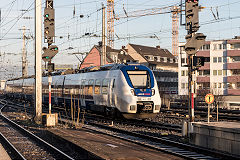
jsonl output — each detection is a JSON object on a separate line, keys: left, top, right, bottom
{"left": 128, "top": 43, "right": 175, "bottom": 59}
{"left": 118, "top": 50, "right": 135, "bottom": 62}
{"left": 128, "top": 43, "right": 177, "bottom": 68}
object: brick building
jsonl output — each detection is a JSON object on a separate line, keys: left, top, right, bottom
{"left": 80, "top": 44, "right": 133, "bottom": 69}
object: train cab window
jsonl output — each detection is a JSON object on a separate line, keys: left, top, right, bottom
{"left": 127, "top": 71, "right": 151, "bottom": 89}
{"left": 102, "top": 79, "right": 109, "bottom": 94}
{"left": 95, "top": 79, "right": 101, "bottom": 94}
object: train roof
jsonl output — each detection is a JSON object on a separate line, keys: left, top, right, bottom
{"left": 6, "top": 63, "right": 148, "bottom": 82}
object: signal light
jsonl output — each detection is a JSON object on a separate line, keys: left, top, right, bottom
{"left": 42, "top": 45, "right": 58, "bottom": 62}
{"left": 185, "top": 0, "right": 199, "bottom": 32}
{"left": 44, "top": 8, "right": 55, "bottom": 43}
{"left": 193, "top": 56, "right": 205, "bottom": 69}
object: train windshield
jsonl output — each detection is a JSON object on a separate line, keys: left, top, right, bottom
{"left": 127, "top": 71, "right": 151, "bottom": 88}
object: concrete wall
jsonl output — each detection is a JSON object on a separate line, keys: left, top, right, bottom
{"left": 190, "top": 122, "right": 240, "bottom": 156}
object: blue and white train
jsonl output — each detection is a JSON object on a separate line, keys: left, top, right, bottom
{"left": 4, "top": 64, "right": 161, "bottom": 119}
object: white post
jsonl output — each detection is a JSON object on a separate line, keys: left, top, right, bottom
{"left": 208, "top": 104, "right": 210, "bottom": 123}
{"left": 34, "top": 0, "right": 42, "bottom": 123}
{"left": 48, "top": 75, "right": 52, "bottom": 114}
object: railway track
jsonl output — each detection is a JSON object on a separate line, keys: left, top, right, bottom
{"left": 2, "top": 98, "right": 239, "bottom": 159}
{"left": 83, "top": 120, "right": 240, "bottom": 160}
{"left": 161, "top": 107, "right": 240, "bottom": 121}
{"left": 0, "top": 100, "right": 74, "bottom": 160}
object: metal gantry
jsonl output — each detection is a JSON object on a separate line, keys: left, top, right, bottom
{"left": 114, "top": 5, "right": 181, "bottom": 57}
{"left": 107, "top": 0, "right": 114, "bottom": 49}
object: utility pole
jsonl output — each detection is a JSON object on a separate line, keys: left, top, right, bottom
{"left": 34, "top": 0, "right": 42, "bottom": 124}
{"left": 101, "top": 4, "right": 106, "bottom": 66}
{"left": 184, "top": 0, "right": 206, "bottom": 123}
{"left": 19, "top": 26, "right": 30, "bottom": 77}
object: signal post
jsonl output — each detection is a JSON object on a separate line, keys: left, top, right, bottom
{"left": 41, "top": 0, "right": 58, "bottom": 127}
{"left": 184, "top": 0, "right": 206, "bottom": 124}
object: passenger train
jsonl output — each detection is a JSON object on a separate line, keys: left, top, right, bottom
{"left": 4, "top": 64, "right": 161, "bottom": 119}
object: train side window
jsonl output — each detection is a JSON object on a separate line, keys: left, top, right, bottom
{"left": 102, "top": 79, "right": 109, "bottom": 94}
{"left": 95, "top": 79, "right": 101, "bottom": 94}
{"left": 88, "top": 79, "right": 94, "bottom": 96}
{"left": 81, "top": 79, "right": 86, "bottom": 95}
{"left": 112, "top": 79, "right": 115, "bottom": 88}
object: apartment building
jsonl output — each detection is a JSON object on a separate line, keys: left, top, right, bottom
{"left": 178, "top": 37, "right": 240, "bottom": 109}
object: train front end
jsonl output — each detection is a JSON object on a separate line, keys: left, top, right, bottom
{"left": 119, "top": 65, "right": 161, "bottom": 119}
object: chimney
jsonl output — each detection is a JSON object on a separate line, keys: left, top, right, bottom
{"left": 98, "top": 41, "right": 103, "bottom": 47}
{"left": 156, "top": 45, "right": 160, "bottom": 49}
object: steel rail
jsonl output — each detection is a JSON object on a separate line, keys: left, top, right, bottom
{"left": 0, "top": 100, "right": 26, "bottom": 160}
{"left": 0, "top": 99, "right": 74, "bottom": 160}
{"left": 83, "top": 120, "right": 239, "bottom": 160}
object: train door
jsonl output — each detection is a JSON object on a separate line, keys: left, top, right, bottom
{"left": 80, "top": 79, "right": 86, "bottom": 107}
{"left": 109, "top": 79, "right": 115, "bottom": 107}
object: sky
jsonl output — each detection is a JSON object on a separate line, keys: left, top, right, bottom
{"left": 0, "top": 0, "right": 240, "bottom": 79}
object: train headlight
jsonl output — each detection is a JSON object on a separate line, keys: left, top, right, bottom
{"left": 130, "top": 89, "right": 135, "bottom": 96}
{"left": 151, "top": 89, "right": 155, "bottom": 96}
{"left": 155, "top": 105, "right": 161, "bottom": 110}
{"left": 130, "top": 105, "right": 136, "bottom": 111}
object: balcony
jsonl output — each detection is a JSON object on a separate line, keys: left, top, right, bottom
{"left": 227, "top": 76, "right": 240, "bottom": 83}
{"left": 196, "top": 50, "right": 210, "bottom": 57}
{"left": 197, "top": 76, "right": 210, "bottom": 82}
{"left": 228, "top": 89, "right": 240, "bottom": 95}
{"left": 227, "top": 62, "right": 240, "bottom": 69}
{"left": 197, "top": 89, "right": 210, "bottom": 96}
{"left": 227, "top": 50, "right": 240, "bottom": 57}
{"left": 199, "top": 63, "right": 210, "bottom": 70}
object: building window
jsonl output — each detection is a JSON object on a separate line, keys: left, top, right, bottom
{"left": 223, "top": 44, "right": 227, "bottom": 49}
{"left": 223, "top": 83, "right": 227, "bottom": 88}
{"left": 213, "top": 57, "right": 217, "bottom": 63}
{"left": 213, "top": 44, "right": 217, "bottom": 50}
{"left": 218, "top": 70, "right": 222, "bottom": 75}
{"left": 223, "top": 70, "right": 227, "bottom": 76}
{"left": 218, "top": 44, "right": 222, "bottom": 50}
{"left": 160, "top": 58, "right": 164, "bottom": 62}
{"left": 181, "top": 83, "right": 185, "bottom": 89}
{"left": 237, "top": 82, "right": 240, "bottom": 89}
{"left": 218, "top": 83, "right": 222, "bottom": 88}
{"left": 232, "top": 43, "right": 240, "bottom": 49}
{"left": 232, "top": 56, "right": 240, "bottom": 62}
{"left": 213, "top": 70, "right": 217, "bottom": 75}
{"left": 164, "top": 57, "right": 167, "bottom": 62}
{"left": 206, "top": 44, "right": 210, "bottom": 50}
{"left": 213, "top": 83, "right": 217, "bottom": 88}
{"left": 205, "top": 57, "right": 210, "bottom": 62}
{"left": 223, "top": 57, "right": 227, "bottom": 63}
{"left": 203, "top": 70, "right": 210, "bottom": 75}
{"left": 198, "top": 70, "right": 203, "bottom": 76}
{"left": 181, "top": 58, "right": 186, "bottom": 63}
{"left": 181, "top": 70, "right": 185, "bottom": 76}
{"left": 218, "top": 57, "right": 222, "bottom": 63}
{"left": 232, "top": 69, "right": 240, "bottom": 75}
{"left": 145, "top": 56, "right": 149, "bottom": 60}
{"left": 228, "top": 83, "right": 233, "bottom": 89}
